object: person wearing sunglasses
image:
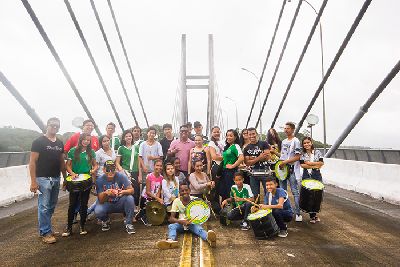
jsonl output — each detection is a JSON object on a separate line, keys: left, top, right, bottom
{"left": 168, "top": 125, "right": 195, "bottom": 177}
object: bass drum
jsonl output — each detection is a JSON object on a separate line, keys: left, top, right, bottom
{"left": 65, "top": 174, "right": 92, "bottom": 192}
{"left": 300, "top": 179, "right": 324, "bottom": 213}
{"left": 247, "top": 209, "right": 279, "bottom": 239}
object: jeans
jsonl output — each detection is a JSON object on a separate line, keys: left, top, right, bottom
{"left": 87, "top": 199, "right": 98, "bottom": 215}
{"left": 279, "top": 170, "right": 300, "bottom": 215}
{"left": 272, "top": 209, "right": 293, "bottom": 230}
{"left": 250, "top": 173, "right": 267, "bottom": 201}
{"left": 227, "top": 202, "right": 252, "bottom": 222}
{"left": 67, "top": 189, "right": 91, "bottom": 228}
{"left": 36, "top": 177, "right": 60, "bottom": 236}
{"left": 95, "top": 195, "right": 135, "bottom": 225}
{"left": 168, "top": 223, "right": 207, "bottom": 241}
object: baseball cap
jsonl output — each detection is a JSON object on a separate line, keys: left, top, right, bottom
{"left": 104, "top": 160, "right": 116, "bottom": 172}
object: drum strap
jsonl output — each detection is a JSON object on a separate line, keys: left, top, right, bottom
{"left": 268, "top": 190, "right": 289, "bottom": 205}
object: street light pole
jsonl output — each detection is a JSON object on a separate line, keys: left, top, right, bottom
{"left": 241, "top": 67, "right": 263, "bottom": 137}
{"left": 225, "top": 96, "right": 238, "bottom": 130}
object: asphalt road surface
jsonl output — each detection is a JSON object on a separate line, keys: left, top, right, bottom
{"left": 0, "top": 185, "right": 399, "bottom": 266}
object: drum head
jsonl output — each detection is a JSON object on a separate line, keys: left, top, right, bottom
{"left": 185, "top": 199, "right": 210, "bottom": 224}
{"left": 65, "top": 174, "right": 91, "bottom": 182}
{"left": 274, "top": 161, "right": 288, "bottom": 181}
{"left": 247, "top": 209, "right": 272, "bottom": 221}
{"left": 301, "top": 179, "right": 324, "bottom": 190}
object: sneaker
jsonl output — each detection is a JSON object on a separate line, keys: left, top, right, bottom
{"left": 101, "top": 221, "right": 110, "bottom": 232}
{"left": 207, "top": 230, "right": 217, "bottom": 248}
{"left": 42, "top": 233, "right": 56, "bottom": 244}
{"left": 278, "top": 230, "right": 288, "bottom": 238}
{"left": 140, "top": 217, "right": 152, "bottom": 227}
{"left": 156, "top": 239, "right": 179, "bottom": 250}
{"left": 62, "top": 227, "right": 72, "bottom": 237}
{"left": 240, "top": 221, "right": 250, "bottom": 231}
{"left": 126, "top": 224, "right": 136, "bottom": 234}
{"left": 315, "top": 216, "right": 321, "bottom": 222}
{"left": 79, "top": 226, "right": 87, "bottom": 235}
{"left": 310, "top": 218, "right": 316, "bottom": 224}
{"left": 295, "top": 214, "right": 303, "bottom": 222}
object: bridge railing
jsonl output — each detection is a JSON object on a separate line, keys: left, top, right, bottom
{"left": 0, "top": 152, "right": 30, "bottom": 168}
{"left": 318, "top": 148, "right": 400, "bottom": 165}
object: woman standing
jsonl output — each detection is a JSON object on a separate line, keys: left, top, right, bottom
{"left": 63, "top": 133, "right": 97, "bottom": 236}
{"left": 300, "top": 137, "right": 324, "bottom": 224}
{"left": 189, "top": 160, "right": 214, "bottom": 199}
{"left": 208, "top": 126, "right": 224, "bottom": 180}
{"left": 239, "top": 128, "right": 250, "bottom": 149}
{"left": 219, "top": 129, "right": 244, "bottom": 201}
{"left": 188, "top": 134, "right": 211, "bottom": 175}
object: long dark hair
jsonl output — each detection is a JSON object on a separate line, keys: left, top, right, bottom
{"left": 210, "top": 125, "right": 220, "bottom": 148}
{"left": 302, "top": 136, "right": 315, "bottom": 151}
{"left": 267, "top": 128, "right": 282, "bottom": 151}
{"left": 98, "top": 135, "right": 110, "bottom": 150}
{"left": 120, "top": 130, "right": 133, "bottom": 146}
{"left": 239, "top": 128, "right": 248, "bottom": 148}
{"left": 224, "top": 129, "right": 240, "bottom": 151}
{"left": 74, "top": 133, "right": 94, "bottom": 163}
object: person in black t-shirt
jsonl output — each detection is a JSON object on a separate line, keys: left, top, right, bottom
{"left": 159, "top": 123, "right": 176, "bottom": 162}
{"left": 243, "top": 127, "right": 271, "bottom": 202}
{"left": 29, "top": 117, "right": 66, "bottom": 244}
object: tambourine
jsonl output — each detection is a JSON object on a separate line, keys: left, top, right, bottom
{"left": 185, "top": 198, "right": 210, "bottom": 224}
{"left": 274, "top": 161, "right": 288, "bottom": 181}
{"left": 65, "top": 174, "right": 92, "bottom": 192}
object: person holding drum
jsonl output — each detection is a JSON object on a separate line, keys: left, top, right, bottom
{"left": 162, "top": 162, "right": 179, "bottom": 206}
{"left": 94, "top": 160, "right": 135, "bottom": 234}
{"left": 221, "top": 172, "right": 254, "bottom": 230}
{"left": 63, "top": 133, "right": 98, "bottom": 237}
{"left": 266, "top": 128, "right": 282, "bottom": 182}
{"left": 300, "top": 137, "right": 324, "bottom": 224}
{"left": 219, "top": 129, "right": 244, "bottom": 201}
{"left": 188, "top": 160, "right": 215, "bottom": 199}
{"left": 257, "top": 177, "right": 293, "bottom": 238}
{"left": 156, "top": 183, "right": 217, "bottom": 249}
{"left": 278, "top": 122, "right": 302, "bottom": 222}
{"left": 243, "top": 127, "right": 271, "bottom": 202}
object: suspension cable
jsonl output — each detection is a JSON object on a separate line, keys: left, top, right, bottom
{"left": 89, "top": 0, "right": 139, "bottom": 126}
{"left": 0, "top": 70, "right": 46, "bottom": 133}
{"left": 255, "top": 0, "right": 303, "bottom": 129}
{"left": 271, "top": 0, "right": 328, "bottom": 128}
{"left": 295, "top": 0, "right": 373, "bottom": 135}
{"left": 64, "top": 0, "right": 124, "bottom": 131}
{"left": 20, "top": 0, "right": 102, "bottom": 135}
{"left": 106, "top": 0, "right": 149, "bottom": 128}
{"left": 245, "top": 0, "right": 287, "bottom": 128}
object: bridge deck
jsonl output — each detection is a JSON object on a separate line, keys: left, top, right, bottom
{"left": 0, "top": 186, "right": 399, "bottom": 266}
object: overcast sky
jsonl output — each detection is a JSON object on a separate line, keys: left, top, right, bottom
{"left": 0, "top": 0, "right": 399, "bottom": 149}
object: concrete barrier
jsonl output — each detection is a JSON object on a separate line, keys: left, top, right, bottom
{"left": 323, "top": 158, "right": 400, "bottom": 205}
{"left": 0, "top": 165, "right": 33, "bottom": 206}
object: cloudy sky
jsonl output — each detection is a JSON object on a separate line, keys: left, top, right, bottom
{"left": 0, "top": 0, "right": 399, "bottom": 149}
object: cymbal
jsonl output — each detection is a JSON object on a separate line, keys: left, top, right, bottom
{"left": 146, "top": 201, "right": 166, "bottom": 226}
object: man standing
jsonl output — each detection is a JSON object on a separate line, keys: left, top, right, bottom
{"left": 279, "top": 122, "right": 302, "bottom": 222}
{"left": 64, "top": 119, "right": 99, "bottom": 152}
{"left": 243, "top": 127, "right": 271, "bottom": 202}
{"left": 105, "top": 122, "right": 120, "bottom": 151}
{"left": 29, "top": 117, "right": 66, "bottom": 244}
{"left": 95, "top": 160, "right": 135, "bottom": 234}
{"left": 131, "top": 126, "right": 144, "bottom": 205}
{"left": 168, "top": 125, "right": 195, "bottom": 177}
{"left": 193, "top": 121, "right": 209, "bottom": 146}
{"left": 139, "top": 127, "right": 163, "bottom": 175}
{"left": 159, "top": 123, "right": 176, "bottom": 162}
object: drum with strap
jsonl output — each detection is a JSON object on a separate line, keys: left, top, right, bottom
{"left": 247, "top": 209, "right": 279, "bottom": 239}
{"left": 274, "top": 161, "right": 289, "bottom": 181}
{"left": 185, "top": 198, "right": 210, "bottom": 225}
{"left": 300, "top": 179, "right": 324, "bottom": 213}
{"left": 65, "top": 174, "right": 92, "bottom": 192}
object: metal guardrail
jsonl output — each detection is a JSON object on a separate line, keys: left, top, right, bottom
{"left": 0, "top": 152, "right": 30, "bottom": 168}
{"left": 0, "top": 148, "right": 399, "bottom": 168}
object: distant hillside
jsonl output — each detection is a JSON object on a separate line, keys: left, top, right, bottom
{"left": 0, "top": 127, "right": 74, "bottom": 152}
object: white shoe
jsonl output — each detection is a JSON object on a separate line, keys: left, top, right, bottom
{"left": 295, "top": 214, "right": 303, "bottom": 222}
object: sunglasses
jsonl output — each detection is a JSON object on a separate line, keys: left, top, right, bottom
{"left": 105, "top": 168, "right": 116, "bottom": 173}
{"left": 48, "top": 124, "right": 60, "bottom": 129}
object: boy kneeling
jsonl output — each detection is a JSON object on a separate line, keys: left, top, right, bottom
{"left": 221, "top": 172, "right": 254, "bottom": 230}
{"left": 257, "top": 177, "right": 293, "bottom": 238}
{"left": 156, "top": 183, "right": 217, "bottom": 249}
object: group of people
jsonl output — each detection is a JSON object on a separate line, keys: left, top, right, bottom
{"left": 29, "top": 117, "right": 324, "bottom": 246}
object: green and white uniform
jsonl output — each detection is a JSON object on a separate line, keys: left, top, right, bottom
{"left": 222, "top": 144, "right": 243, "bottom": 168}
{"left": 230, "top": 184, "right": 253, "bottom": 207}
{"left": 67, "top": 147, "right": 95, "bottom": 174}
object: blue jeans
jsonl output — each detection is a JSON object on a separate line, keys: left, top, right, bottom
{"left": 279, "top": 171, "right": 300, "bottom": 215}
{"left": 168, "top": 223, "right": 207, "bottom": 241}
{"left": 250, "top": 173, "right": 267, "bottom": 201}
{"left": 36, "top": 177, "right": 60, "bottom": 236}
{"left": 95, "top": 195, "right": 135, "bottom": 225}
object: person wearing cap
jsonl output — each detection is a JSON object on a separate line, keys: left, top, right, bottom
{"left": 94, "top": 160, "right": 136, "bottom": 234}
{"left": 193, "top": 121, "right": 209, "bottom": 146}
{"left": 159, "top": 123, "right": 176, "bottom": 162}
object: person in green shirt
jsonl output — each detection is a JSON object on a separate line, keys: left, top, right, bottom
{"left": 105, "top": 122, "right": 120, "bottom": 151}
{"left": 63, "top": 133, "right": 97, "bottom": 237}
{"left": 221, "top": 172, "right": 254, "bottom": 230}
{"left": 218, "top": 129, "right": 244, "bottom": 201}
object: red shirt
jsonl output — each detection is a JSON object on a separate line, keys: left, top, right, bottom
{"left": 64, "top": 132, "right": 99, "bottom": 152}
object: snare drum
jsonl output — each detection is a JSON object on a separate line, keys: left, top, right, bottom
{"left": 247, "top": 209, "right": 279, "bottom": 239}
{"left": 300, "top": 179, "right": 324, "bottom": 213}
{"left": 185, "top": 198, "right": 210, "bottom": 224}
{"left": 219, "top": 203, "right": 233, "bottom": 226}
{"left": 65, "top": 174, "right": 92, "bottom": 192}
{"left": 274, "top": 161, "right": 289, "bottom": 181}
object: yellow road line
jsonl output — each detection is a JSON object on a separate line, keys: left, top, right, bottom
{"left": 179, "top": 232, "right": 193, "bottom": 267}
{"left": 200, "top": 238, "right": 215, "bottom": 267}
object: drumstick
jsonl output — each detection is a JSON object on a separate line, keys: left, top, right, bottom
{"left": 188, "top": 215, "right": 199, "bottom": 224}
{"left": 233, "top": 191, "right": 243, "bottom": 216}
{"left": 203, "top": 194, "right": 217, "bottom": 220}
{"left": 243, "top": 198, "right": 261, "bottom": 208}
